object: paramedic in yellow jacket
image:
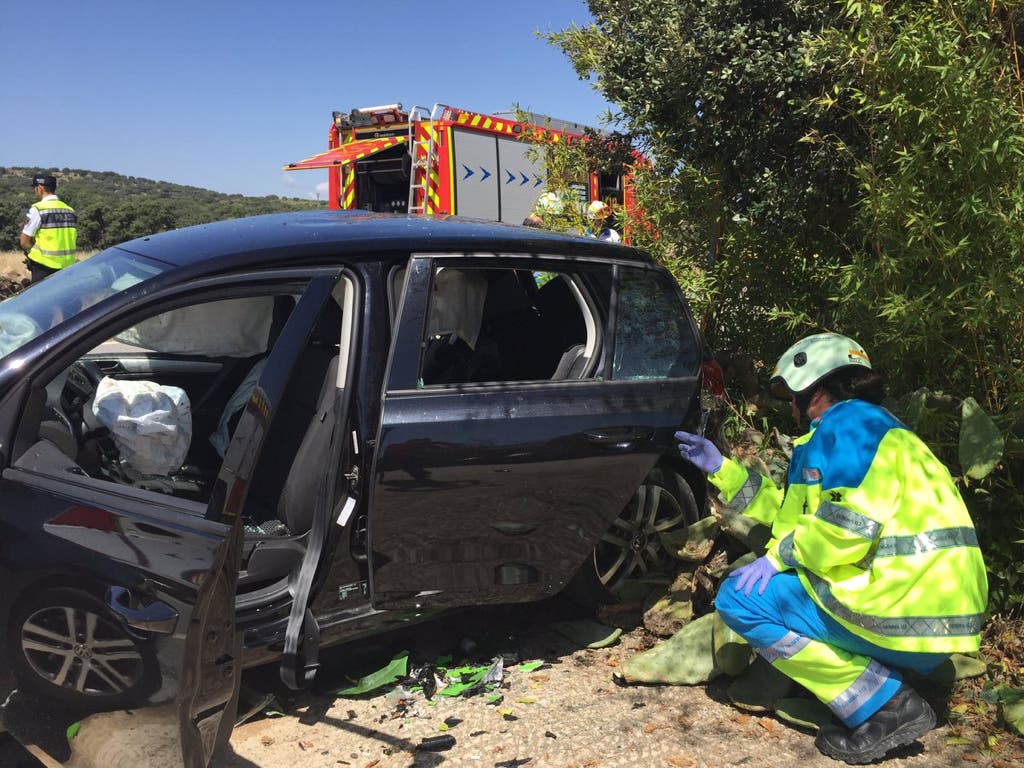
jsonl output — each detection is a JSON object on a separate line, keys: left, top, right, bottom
{"left": 675, "top": 332, "right": 987, "bottom": 765}
{"left": 20, "top": 174, "right": 77, "bottom": 283}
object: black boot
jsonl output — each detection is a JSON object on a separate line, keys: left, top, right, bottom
{"left": 815, "top": 684, "right": 936, "bottom": 764}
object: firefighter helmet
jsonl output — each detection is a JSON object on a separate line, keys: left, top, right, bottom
{"left": 586, "top": 200, "right": 609, "bottom": 220}
{"left": 770, "top": 333, "right": 871, "bottom": 397}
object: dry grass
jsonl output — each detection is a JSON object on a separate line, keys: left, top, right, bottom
{"left": 0, "top": 250, "right": 99, "bottom": 280}
{"left": 0, "top": 251, "right": 28, "bottom": 279}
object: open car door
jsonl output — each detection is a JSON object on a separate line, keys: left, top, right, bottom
{"left": 0, "top": 271, "right": 346, "bottom": 767}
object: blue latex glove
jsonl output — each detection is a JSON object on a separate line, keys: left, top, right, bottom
{"left": 674, "top": 430, "right": 724, "bottom": 474}
{"left": 732, "top": 556, "right": 779, "bottom": 596}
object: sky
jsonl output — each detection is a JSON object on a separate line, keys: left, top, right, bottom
{"left": 0, "top": 1, "right": 609, "bottom": 201}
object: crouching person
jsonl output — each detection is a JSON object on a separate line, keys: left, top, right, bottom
{"left": 675, "top": 333, "right": 988, "bottom": 764}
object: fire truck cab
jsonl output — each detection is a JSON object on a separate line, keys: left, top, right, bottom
{"left": 284, "top": 103, "right": 631, "bottom": 223}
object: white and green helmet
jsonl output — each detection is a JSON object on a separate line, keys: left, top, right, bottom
{"left": 770, "top": 332, "right": 871, "bottom": 397}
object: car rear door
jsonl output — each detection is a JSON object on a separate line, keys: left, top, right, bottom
{"left": 366, "top": 254, "right": 703, "bottom": 610}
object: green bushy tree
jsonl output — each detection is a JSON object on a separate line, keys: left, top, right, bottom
{"left": 545, "top": 0, "right": 1023, "bottom": 611}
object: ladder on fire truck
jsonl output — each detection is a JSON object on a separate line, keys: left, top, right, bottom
{"left": 407, "top": 104, "right": 443, "bottom": 215}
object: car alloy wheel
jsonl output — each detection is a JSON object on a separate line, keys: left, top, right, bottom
{"left": 16, "top": 591, "right": 145, "bottom": 700}
{"left": 569, "top": 465, "right": 700, "bottom": 605}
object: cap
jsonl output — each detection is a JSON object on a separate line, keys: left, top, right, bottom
{"left": 586, "top": 200, "right": 609, "bottom": 219}
{"left": 32, "top": 175, "right": 57, "bottom": 189}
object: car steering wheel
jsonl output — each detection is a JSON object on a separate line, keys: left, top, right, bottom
{"left": 61, "top": 360, "right": 107, "bottom": 444}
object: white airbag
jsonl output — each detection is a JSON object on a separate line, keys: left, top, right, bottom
{"left": 91, "top": 377, "right": 192, "bottom": 476}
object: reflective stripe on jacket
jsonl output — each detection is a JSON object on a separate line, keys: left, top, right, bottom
{"left": 709, "top": 399, "right": 987, "bottom": 654}
{"left": 28, "top": 199, "right": 77, "bottom": 269}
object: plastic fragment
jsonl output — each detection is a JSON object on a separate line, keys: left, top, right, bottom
{"left": 66, "top": 722, "right": 81, "bottom": 740}
{"left": 517, "top": 661, "right": 544, "bottom": 672}
{"left": 417, "top": 734, "right": 456, "bottom": 751}
{"left": 335, "top": 651, "right": 410, "bottom": 696}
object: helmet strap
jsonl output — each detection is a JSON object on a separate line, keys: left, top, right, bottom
{"left": 793, "top": 389, "right": 815, "bottom": 423}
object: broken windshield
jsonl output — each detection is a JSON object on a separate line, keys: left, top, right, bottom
{"left": 0, "top": 249, "right": 169, "bottom": 360}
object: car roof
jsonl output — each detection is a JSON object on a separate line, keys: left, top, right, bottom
{"left": 114, "top": 211, "right": 655, "bottom": 273}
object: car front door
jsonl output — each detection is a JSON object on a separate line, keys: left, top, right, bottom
{"left": 0, "top": 270, "right": 344, "bottom": 767}
{"left": 367, "top": 254, "right": 702, "bottom": 610}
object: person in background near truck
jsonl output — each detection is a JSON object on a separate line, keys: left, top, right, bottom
{"left": 674, "top": 332, "right": 987, "bottom": 765}
{"left": 21, "top": 174, "right": 77, "bottom": 283}
{"left": 522, "top": 190, "right": 565, "bottom": 228}
{"left": 585, "top": 200, "right": 621, "bottom": 242}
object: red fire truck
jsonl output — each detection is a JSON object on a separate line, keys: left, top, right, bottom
{"left": 284, "top": 103, "right": 634, "bottom": 224}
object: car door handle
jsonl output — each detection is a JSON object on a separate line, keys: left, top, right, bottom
{"left": 584, "top": 427, "right": 654, "bottom": 450}
{"left": 107, "top": 586, "right": 179, "bottom": 634}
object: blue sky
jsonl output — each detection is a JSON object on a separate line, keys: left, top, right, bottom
{"left": 0, "top": 1, "right": 608, "bottom": 200}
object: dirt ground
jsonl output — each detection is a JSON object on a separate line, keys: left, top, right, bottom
{"left": 1, "top": 599, "right": 1019, "bottom": 768}
{"left": 211, "top": 599, "right": 1020, "bottom": 768}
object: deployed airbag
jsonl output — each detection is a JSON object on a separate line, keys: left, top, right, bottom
{"left": 91, "top": 377, "right": 192, "bottom": 475}
{"left": 114, "top": 296, "right": 274, "bottom": 357}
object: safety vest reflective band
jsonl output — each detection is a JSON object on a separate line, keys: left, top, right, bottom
{"left": 757, "top": 631, "right": 811, "bottom": 663}
{"left": 829, "top": 659, "right": 892, "bottom": 722}
{"left": 806, "top": 572, "right": 985, "bottom": 637}
{"left": 815, "top": 501, "right": 882, "bottom": 540}
{"left": 724, "top": 468, "right": 762, "bottom": 514}
{"left": 28, "top": 199, "right": 77, "bottom": 269}
{"left": 873, "top": 527, "right": 979, "bottom": 559}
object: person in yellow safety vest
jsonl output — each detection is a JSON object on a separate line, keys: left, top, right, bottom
{"left": 20, "top": 174, "right": 78, "bottom": 283}
{"left": 674, "top": 332, "right": 987, "bottom": 765}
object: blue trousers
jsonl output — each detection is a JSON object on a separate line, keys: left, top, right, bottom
{"left": 715, "top": 572, "right": 947, "bottom": 727}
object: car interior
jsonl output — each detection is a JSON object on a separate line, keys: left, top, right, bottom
{"left": 420, "top": 266, "right": 597, "bottom": 386}
{"left": 10, "top": 287, "right": 348, "bottom": 590}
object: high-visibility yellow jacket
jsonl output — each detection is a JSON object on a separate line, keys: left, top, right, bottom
{"left": 28, "top": 198, "right": 77, "bottom": 269}
{"left": 709, "top": 398, "right": 987, "bottom": 654}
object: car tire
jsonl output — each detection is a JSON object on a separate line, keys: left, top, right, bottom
{"left": 567, "top": 464, "right": 700, "bottom": 606}
{"left": 8, "top": 588, "right": 154, "bottom": 709}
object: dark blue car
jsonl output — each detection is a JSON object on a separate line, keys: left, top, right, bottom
{"left": 0, "top": 212, "right": 709, "bottom": 766}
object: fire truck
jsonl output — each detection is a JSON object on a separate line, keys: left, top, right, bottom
{"left": 283, "top": 103, "right": 634, "bottom": 224}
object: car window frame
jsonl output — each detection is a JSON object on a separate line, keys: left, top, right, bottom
{"left": 386, "top": 252, "right": 615, "bottom": 393}
{"left": 2, "top": 268, "right": 340, "bottom": 517}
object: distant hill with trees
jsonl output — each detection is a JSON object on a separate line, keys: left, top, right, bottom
{"left": 0, "top": 166, "right": 325, "bottom": 252}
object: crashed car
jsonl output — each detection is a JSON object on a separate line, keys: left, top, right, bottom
{"left": 0, "top": 211, "right": 710, "bottom": 765}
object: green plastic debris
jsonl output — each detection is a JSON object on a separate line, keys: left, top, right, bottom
{"left": 773, "top": 697, "right": 834, "bottom": 730}
{"left": 552, "top": 619, "right": 622, "bottom": 649}
{"left": 439, "top": 666, "right": 489, "bottom": 697}
{"left": 727, "top": 656, "right": 794, "bottom": 712}
{"left": 66, "top": 722, "right": 81, "bottom": 740}
{"left": 335, "top": 650, "right": 409, "bottom": 696}
{"left": 713, "top": 611, "right": 752, "bottom": 676}
{"left": 621, "top": 613, "right": 717, "bottom": 685}
{"left": 659, "top": 516, "right": 720, "bottom": 562}
{"left": 518, "top": 661, "right": 544, "bottom": 672}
